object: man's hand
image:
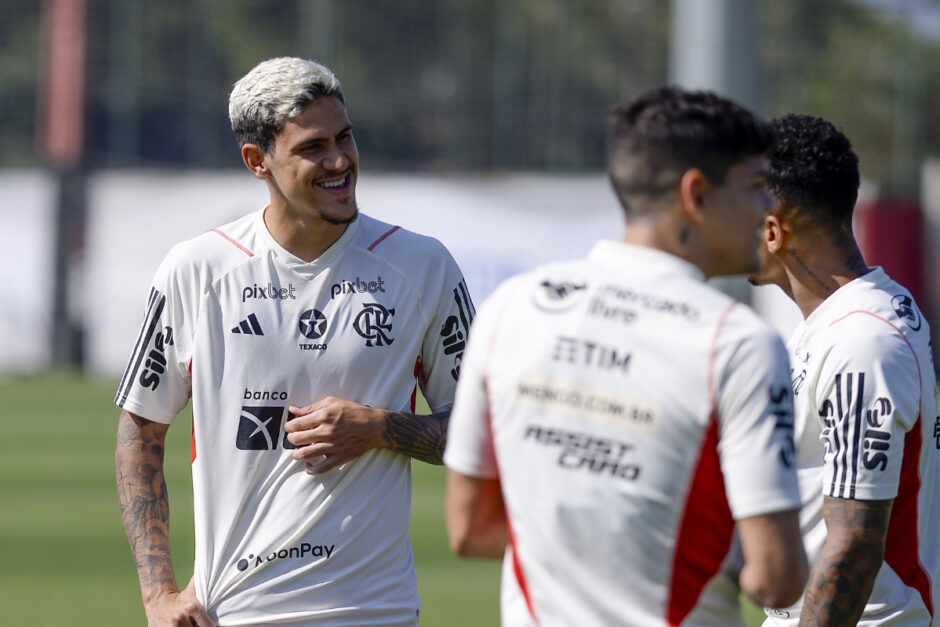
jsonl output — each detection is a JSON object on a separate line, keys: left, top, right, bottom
{"left": 116, "top": 413, "right": 215, "bottom": 625}
{"left": 144, "top": 578, "right": 215, "bottom": 627}
{"left": 285, "top": 397, "right": 451, "bottom": 472}
{"left": 285, "top": 397, "right": 386, "bottom": 474}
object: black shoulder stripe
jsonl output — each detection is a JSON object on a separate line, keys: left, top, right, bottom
{"left": 115, "top": 288, "right": 166, "bottom": 405}
{"left": 849, "top": 373, "right": 866, "bottom": 499}
{"left": 831, "top": 373, "right": 846, "bottom": 496}
{"left": 457, "top": 280, "right": 476, "bottom": 321}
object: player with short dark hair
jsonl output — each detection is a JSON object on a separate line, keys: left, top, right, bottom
{"left": 115, "top": 56, "right": 473, "bottom": 626}
{"left": 752, "top": 114, "right": 939, "bottom": 626}
{"left": 444, "top": 86, "right": 808, "bottom": 626}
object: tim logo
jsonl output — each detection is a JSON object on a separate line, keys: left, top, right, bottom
{"left": 139, "top": 326, "right": 174, "bottom": 391}
{"left": 534, "top": 278, "right": 587, "bottom": 312}
{"left": 863, "top": 397, "right": 892, "bottom": 471}
{"left": 440, "top": 281, "right": 475, "bottom": 381}
{"left": 354, "top": 303, "right": 395, "bottom": 347}
{"left": 891, "top": 294, "right": 921, "bottom": 331}
{"left": 236, "top": 406, "right": 297, "bottom": 450}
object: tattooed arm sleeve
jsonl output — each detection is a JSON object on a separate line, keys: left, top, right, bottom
{"left": 798, "top": 496, "right": 892, "bottom": 627}
{"left": 115, "top": 409, "right": 180, "bottom": 603}
{"left": 382, "top": 410, "right": 449, "bottom": 465}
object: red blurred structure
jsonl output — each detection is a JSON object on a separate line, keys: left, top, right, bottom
{"left": 854, "top": 198, "right": 925, "bottom": 308}
{"left": 39, "top": 0, "right": 86, "bottom": 168}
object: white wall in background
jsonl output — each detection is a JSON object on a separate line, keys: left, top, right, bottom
{"left": 85, "top": 171, "right": 624, "bottom": 377}
{"left": 0, "top": 171, "right": 56, "bottom": 372}
{"left": 2, "top": 169, "right": 813, "bottom": 377}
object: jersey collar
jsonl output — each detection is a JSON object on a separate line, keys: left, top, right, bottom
{"left": 255, "top": 207, "right": 361, "bottom": 275}
{"left": 588, "top": 240, "right": 706, "bottom": 282}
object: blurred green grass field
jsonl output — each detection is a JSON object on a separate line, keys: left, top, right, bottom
{"left": 0, "top": 372, "right": 767, "bottom": 626}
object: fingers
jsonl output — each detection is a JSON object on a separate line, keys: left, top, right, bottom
{"left": 179, "top": 581, "right": 215, "bottom": 627}
{"left": 191, "top": 608, "right": 216, "bottom": 627}
{"left": 290, "top": 441, "right": 337, "bottom": 459}
{"left": 305, "top": 455, "right": 335, "bottom": 475}
{"left": 285, "top": 399, "right": 340, "bottom": 432}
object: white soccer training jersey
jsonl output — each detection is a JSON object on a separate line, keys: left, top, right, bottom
{"left": 116, "top": 209, "right": 473, "bottom": 626}
{"left": 763, "top": 267, "right": 939, "bottom": 626}
{"left": 445, "top": 241, "right": 802, "bottom": 627}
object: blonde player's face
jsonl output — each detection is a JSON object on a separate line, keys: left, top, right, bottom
{"left": 700, "top": 156, "right": 774, "bottom": 277}
{"left": 263, "top": 95, "right": 360, "bottom": 226}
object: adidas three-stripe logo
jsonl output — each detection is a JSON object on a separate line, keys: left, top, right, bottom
{"left": 232, "top": 313, "right": 264, "bottom": 335}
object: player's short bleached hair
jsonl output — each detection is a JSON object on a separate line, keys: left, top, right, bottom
{"left": 229, "top": 57, "right": 344, "bottom": 153}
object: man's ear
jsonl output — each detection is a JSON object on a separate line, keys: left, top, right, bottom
{"left": 241, "top": 144, "right": 268, "bottom": 179}
{"left": 677, "top": 168, "right": 708, "bottom": 226}
{"left": 763, "top": 213, "right": 787, "bottom": 254}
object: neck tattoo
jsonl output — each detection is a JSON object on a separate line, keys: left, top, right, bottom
{"left": 846, "top": 250, "right": 868, "bottom": 274}
{"left": 787, "top": 249, "right": 834, "bottom": 293}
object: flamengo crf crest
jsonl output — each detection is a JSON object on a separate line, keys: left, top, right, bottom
{"left": 354, "top": 302, "right": 395, "bottom": 347}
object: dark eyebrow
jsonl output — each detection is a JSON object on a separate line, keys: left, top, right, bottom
{"left": 293, "top": 137, "right": 327, "bottom": 151}
{"left": 292, "top": 125, "right": 354, "bottom": 152}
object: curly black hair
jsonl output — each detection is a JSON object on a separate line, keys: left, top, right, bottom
{"left": 607, "top": 86, "right": 774, "bottom": 216}
{"left": 767, "top": 114, "right": 860, "bottom": 229}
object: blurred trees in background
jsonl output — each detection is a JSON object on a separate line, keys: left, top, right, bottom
{"left": 0, "top": 0, "right": 935, "bottom": 192}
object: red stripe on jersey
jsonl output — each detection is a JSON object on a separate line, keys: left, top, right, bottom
{"left": 666, "top": 301, "right": 737, "bottom": 624}
{"left": 666, "top": 415, "right": 735, "bottom": 625}
{"left": 411, "top": 357, "right": 421, "bottom": 413}
{"left": 210, "top": 228, "right": 254, "bottom": 257}
{"left": 483, "top": 376, "right": 539, "bottom": 625}
{"left": 883, "top": 416, "right": 934, "bottom": 617}
{"left": 828, "top": 311, "right": 922, "bottom": 395}
{"left": 368, "top": 225, "right": 401, "bottom": 251}
{"left": 189, "top": 359, "right": 197, "bottom": 463}
{"left": 506, "top": 515, "right": 539, "bottom": 625}
{"left": 707, "top": 302, "right": 737, "bottom": 408}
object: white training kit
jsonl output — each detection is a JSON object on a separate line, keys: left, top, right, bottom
{"left": 117, "top": 210, "right": 473, "bottom": 626}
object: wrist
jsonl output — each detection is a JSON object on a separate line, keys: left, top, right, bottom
{"left": 374, "top": 407, "right": 393, "bottom": 450}
{"left": 141, "top": 582, "right": 180, "bottom": 605}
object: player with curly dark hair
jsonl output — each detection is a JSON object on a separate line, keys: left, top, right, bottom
{"left": 752, "top": 114, "right": 939, "bottom": 626}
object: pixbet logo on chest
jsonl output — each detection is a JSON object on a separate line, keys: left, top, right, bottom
{"left": 242, "top": 283, "right": 297, "bottom": 302}
{"left": 331, "top": 276, "right": 385, "bottom": 299}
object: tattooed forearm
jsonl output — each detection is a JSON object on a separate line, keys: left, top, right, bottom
{"left": 382, "top": 411, "right": 449, "bottom": 465}
{"left": 798, "top": 497, "right": 891, "bottom": 627}
{"left": 787, "top": 249, "right": 835, "bottom": 293}
{"left": 115, "top": 411, "right": 178, "bottom": 597}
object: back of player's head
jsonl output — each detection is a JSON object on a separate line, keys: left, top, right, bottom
{"left": 767, "top": 114, "right": 860, "bottom": 230}
{"left": 229, "top": 57, "right": 345, "bottom": 153}
{"left": 607, "top": 86, "right": 773, "bottom": 216}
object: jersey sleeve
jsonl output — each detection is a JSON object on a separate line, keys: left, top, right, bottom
{"left": 113, "top": 244, "right": 196, "bottom": 424}
{"left": 814, "top": 316, "right": 921, "bottom": 501}
{"left": 714, "top": 314, "right": 802, "bottom": 520}
{"left": 443, "top": 282, "right": 511, "bottom": 479}
{"left": 417, "top": 247, "right": 476, "bottom": 414}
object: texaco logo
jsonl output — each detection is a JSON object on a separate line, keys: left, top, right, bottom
{"left": 354, "top": 303, "right": 395, "bottom": 347}
{"left": 298, "top": 309, "right": 328, "bottom": 339}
